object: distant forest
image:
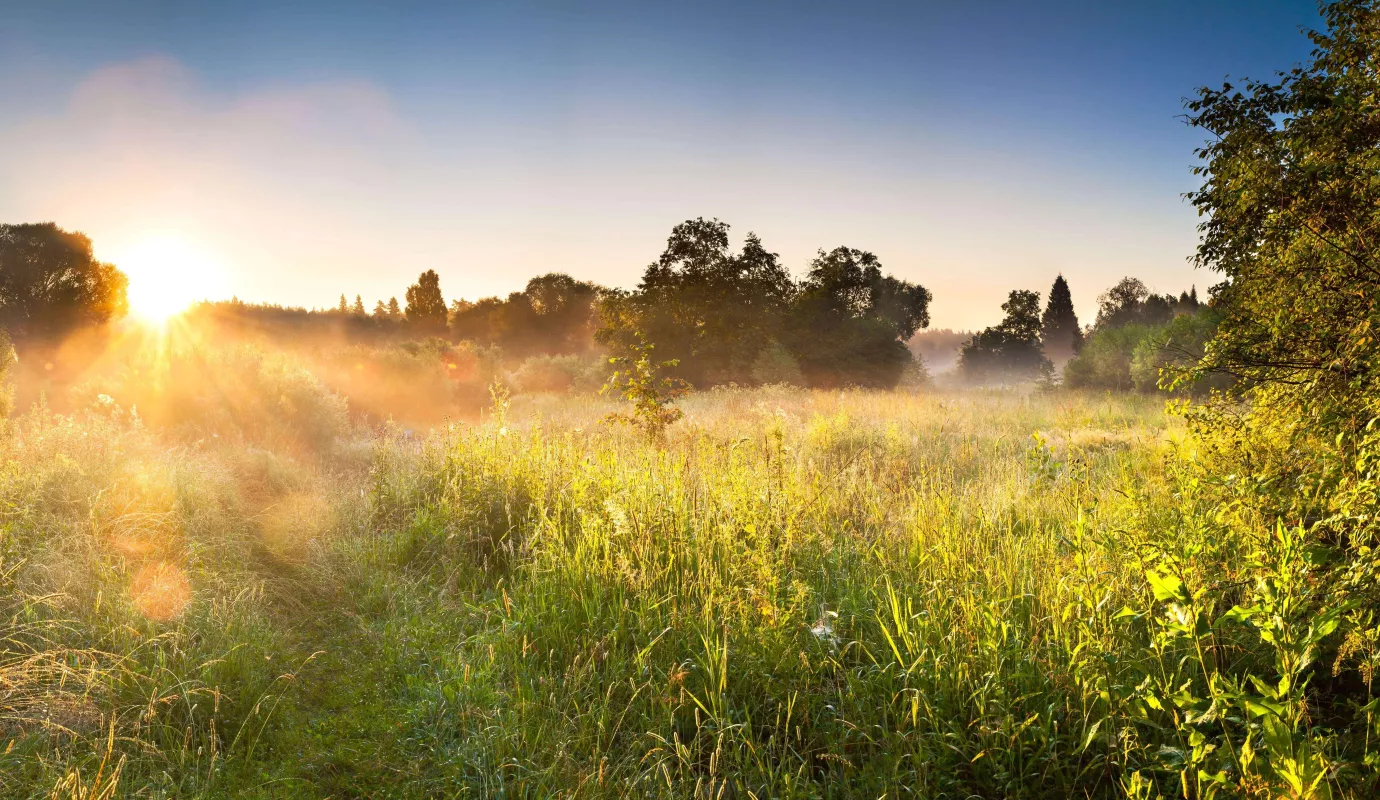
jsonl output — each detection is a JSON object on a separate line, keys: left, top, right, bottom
{"left": 2, "top": 216, "right": 1217, "bottom": 394}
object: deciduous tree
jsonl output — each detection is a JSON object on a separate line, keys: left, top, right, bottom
{"left": 785, "top": 246, "right": 930, "bottom": 388}
{"left": 0, "top": 222, "right": 128, "bottom": 342}
{"left": 959, "top": 289, "right": 1050, "bottom": 384}
{"left": 405, "top": 270, "right": 447, "bottom": 332}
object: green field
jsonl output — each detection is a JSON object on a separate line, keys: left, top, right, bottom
{"left": 4, "top": 385, "right": 1234, "bottom": 797}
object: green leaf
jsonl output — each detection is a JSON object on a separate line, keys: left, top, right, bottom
{"left": 1145, "top": 569, "right": 1188, "bottom": 603}
{"left": 1215, "top": 605, "right": 1255, "bottom": 628}
{"left": 1078, "top": 719, "right": 1103, "bottom": 753}
{"left": 1112, "top": 605, "right": 1141, "bottom": 622}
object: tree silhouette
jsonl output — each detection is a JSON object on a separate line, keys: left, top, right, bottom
{"left": 338, "top": 294, "right": 349, "bottom": 314}
{"left": 451, "top": 273, "right": 601, "bottom": 356}
{"left": 0, "top": 222, "right": 129, "bottom": 342}
{"left": 959, "top": 289, "right": 1051, "bottom": 384}
{"left": 352, "top": 295, "right": 366, "bottom": 315}
{"left": 785, "top": 246, "right": 930, "bottom": 388}
{"left": 1039, "top": 274, "right": 1082, "bottom": 362}
{"left": 1095, "top": 277, "right": 1150, "bottom": 329}
{"left": 405, "top": 270, "right": 447, "bottom": 332}
{"left": 597, "top": 218, "right": 795, "bottom": 386}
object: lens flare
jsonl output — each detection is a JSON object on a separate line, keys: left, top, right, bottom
{"left": 130, "top": 561, "right": 191, "bottom": 621}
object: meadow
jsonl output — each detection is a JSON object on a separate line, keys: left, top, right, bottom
{"left": 1, "top": 343, "right": 1243, "bottom": 798}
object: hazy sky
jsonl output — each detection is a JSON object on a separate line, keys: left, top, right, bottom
{"left": 0, "top": 1, "right": 1320, "bottom": 329}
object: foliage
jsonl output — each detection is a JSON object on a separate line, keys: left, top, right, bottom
{"left": 451, "top": 273, "right": 602, "bottom": 358}
{"left": 1129, "top": 308, "right": 1230, "bottom": 394}
{"left": 1040, "top": 274, "right": 1083, "bottom": 362}
{"left": 1065, "top": 303, "right": 1221, "bottom": 395}
{"left": 404, "top": 269, "right": 448, "bottom": 333}
{"left": 597, "top": 220, "right": 930, "bottom": 390}
{"left": 0, "top": 223, "right": 129, "bottom": 343}
{"left": 784, "top": 246, "right": 931, "bottom": 388}
{"left": 959, "top": 289, "right": 1051, "bottom": 384}
{"left": 508, "top": 353, "right": 606, "bottom": 394}
{"left": 1187, "top": 1, "right": 1380, "bottom": 414}
{"left": 749, "top": 338, "right": 805, "bottom": 386}
{"left": 1065, "top": 323, "right": 1158, "bottom": 391}
{"left": 72, "top": 342, "right": 351, "bottom": 454}
{"left": 597, "top": 218, "right": 795, "bottom": 386}
{"left": 1094, "top": 277, "right": 1199, "bottom": 331}
{"left": 1086, "top": 3, "right": 1380, "bottom": 795}
{"left": 600, "top": 335, "right": 687, "bottom": 438}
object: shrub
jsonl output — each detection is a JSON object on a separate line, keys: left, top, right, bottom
{"left": 508, "top": 354, "right": 605, "bottom": 394}
{"left": 1063, "top": 323, "right": 1154, "bottom": 390}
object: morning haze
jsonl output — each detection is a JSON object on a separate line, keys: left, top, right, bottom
{"left": 8, "top": 2, "right": 1380, "bottom": 798}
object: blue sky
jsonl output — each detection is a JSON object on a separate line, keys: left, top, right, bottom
{"left": 0, "top": 1, "right": 1320, "bottom": 328}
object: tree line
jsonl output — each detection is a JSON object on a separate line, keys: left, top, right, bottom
{"left": 2, "top": 215, "right": 1227, "bottom": 394}
{"left": 953, "top": 272, "right": 1219, "bottom": 392}
{"left": 294, "top": 218, "right": 933, "bottom": 388}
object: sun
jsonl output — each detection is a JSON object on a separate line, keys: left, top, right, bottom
{"left": 117, "top": 236, "right": 226, "bottom": 323}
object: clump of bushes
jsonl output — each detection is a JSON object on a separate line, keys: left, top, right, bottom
{"left": 1063, "top": 278, "right": 1225, "bottom": 395}
{"left": 507, "top": 354, "right": 606, "bottom": 394}
{"left": 1064, "top": 308, "right": 1225, "bottom": 394}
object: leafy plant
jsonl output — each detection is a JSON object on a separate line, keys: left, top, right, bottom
{"left": 600, "top": 334, "right": 688, "bottom": 438}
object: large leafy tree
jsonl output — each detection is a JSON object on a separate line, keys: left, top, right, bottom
{"left": 597, "top": 218, "right": 795, "bottom": 386}
{"left": 784, "top": 246, "right": 931, "bottom": 388}
{"left": 0, "top": 222, "right": 128, "bottom": 342}
{"left": 1039, "top": 274, "right": 1082, "bottom": 362}
{"left": 404, "top": 269, "right": 447, "bottom": 333}
{"left": 1131, "top": 5, "right": 1380, "bottom": 793}
{"left": 958, "top": 289, "right": 1050, "bottom": 384}
{"left": 1189, "top": 0, "right": 1380, "bottom": 417}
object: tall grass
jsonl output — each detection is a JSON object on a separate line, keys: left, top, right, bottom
{"left": 6, "top": 382, "right": 1357, "bottom": 796}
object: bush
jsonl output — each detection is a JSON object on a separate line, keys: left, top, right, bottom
{"left": 1063, "top": 324, "right": 1152, "bottom": 390}
{"left": 508, "top": 354, "right": 605, "bottom": 394}
{"left": 1128, "top": 309, "right": 1229, "bottom": 394}
{"left": 749, "top": 339, "right": 804, "bottom": 386}
{"left": 1065, "top": 310, "right": 1226, "bottom": 395}
{"left": 309, "top": 338, "right": 503, "bottom": 426}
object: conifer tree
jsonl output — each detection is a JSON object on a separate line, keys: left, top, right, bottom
{"left": 338, "top": 294, "right": 349, "bottom": 314}
{"left": 352, "top": 294, "right": 365, "bottom": 315}
{"left": 1039, "top": 274, "right": 1082, "bottom": 362}
{"left": 387, "top": 297, "right": 401, "bottom": 319}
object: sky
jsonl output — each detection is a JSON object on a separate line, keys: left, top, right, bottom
{"left": 0, "top": 0, "right": 1322, "bottom": 330}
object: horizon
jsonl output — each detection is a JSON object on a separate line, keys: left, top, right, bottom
{"left": 1, "top": 0, "right": 1320, "bottom": 329}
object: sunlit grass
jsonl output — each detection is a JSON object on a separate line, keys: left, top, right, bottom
{"left": 3, "top": 380, "right": 1223, "bottom": 797}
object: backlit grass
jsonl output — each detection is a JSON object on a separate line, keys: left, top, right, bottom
{"left": 3, "top": 386, "right": 1262, "bottom": 797}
